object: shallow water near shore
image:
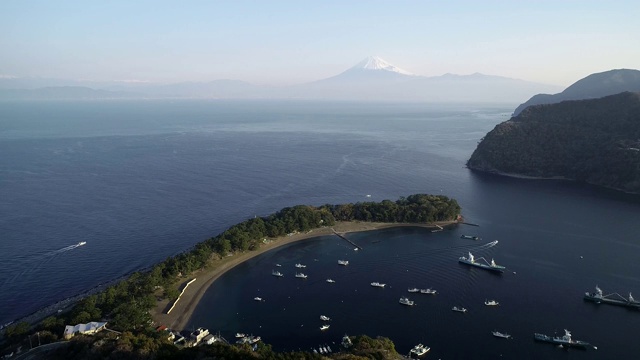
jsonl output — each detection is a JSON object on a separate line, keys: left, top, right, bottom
{"left": 2, "top": 100, "right": 639, "bottom": 358}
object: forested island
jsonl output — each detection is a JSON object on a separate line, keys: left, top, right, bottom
{"left": 468, "top": 92, "right": 640, "bottom": 194}
{"left": 1, "top": 194, "right": 460, "bottom": 359}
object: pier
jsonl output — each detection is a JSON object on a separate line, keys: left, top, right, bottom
{"left": 332, "top": 229, "right": 363, "bottom": 250}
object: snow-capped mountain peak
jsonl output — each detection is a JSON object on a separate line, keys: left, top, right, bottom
{"left": 352, "top": 56, "right": 414, "bottom": 75}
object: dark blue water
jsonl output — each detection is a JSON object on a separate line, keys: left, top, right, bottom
{"left": 1, "top": 100, "right": 639, "bottom": 358}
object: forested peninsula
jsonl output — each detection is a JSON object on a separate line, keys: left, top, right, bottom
{"left": 1, "top": 194, "right": 460, "bottom": 360}
{"left": 467, "top": 92, "right": 640, "bottom": 193}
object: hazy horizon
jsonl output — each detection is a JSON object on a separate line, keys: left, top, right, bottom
{"left": 1, "top": 1, "right": 639, "bottom": 87}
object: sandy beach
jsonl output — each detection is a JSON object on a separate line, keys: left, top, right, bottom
{"left": 151, "top": 220, "right": 457, "bottom": 331}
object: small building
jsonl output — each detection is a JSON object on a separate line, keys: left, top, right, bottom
{"left": 63, "top": 321, "right": 107, "bottom": 339}
{"left": 202, "top": 334, "right": 219, "bottom": 345}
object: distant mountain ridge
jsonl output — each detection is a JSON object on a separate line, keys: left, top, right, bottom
{"left": 0, "top": 57, "right": 562, "bottom": 103}
{"left": 468, "top": 91, "right": 640, "bottom": 193}
{"left": 512, "top": 69, "right": 640, "bottom": 116}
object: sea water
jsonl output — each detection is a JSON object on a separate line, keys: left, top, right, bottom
{"left": 1, "top": 100, "right": 639, "bottom": 358}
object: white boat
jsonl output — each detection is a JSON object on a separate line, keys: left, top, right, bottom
{"left": 327, "top": 345, "right": 332, "bottom": 352}
{"left": 338, "top": 260, "right": 349, "bottom": 265}
{"left": 235, "top": 333, "right": 246, "bottom": 338}
{"left": 342, "top": 334, "right": 353, "bottom": 348}
{"left": 492, "top": 331, "right": 512, "bottom": 339}
{"left": 77, "top": 241, "right": 87, "bottom": 246}
{"left": 420, "top": 288, "right": 437, "bottom": 294}
{"left": 254, "top": 297, "right": 262, "bottom": 301}
{"left": 295, "top": 272, "right": 308, "bottom": 279}
{"left": 452, "top": 306, "right": 467, "bottom": 313}
{"left": 320, "top": 324, "right": 330, "bottom": 331}
{"left": 459, "top": 250, "right": 506, "bottom": 273}
{"left": 408, "top": 288, "right": 420, "bottom": 293}
{"left": 326, "top": 278, "right": 336, "bottom": 283}
{"left": 320, "top": 315, "right": 331, "bottom": 321}
{"left": 272, "top": 270, "right": 284, "bottom": 277}
{"left": 399, "top": 297, "right": 415, "bottom": 306}
{"left": 295, "top": 263, "right": 306, "bottom": 268}
{"left": 409, "top": 343, "right": 430, "bottom": 356}
{"left": 485, "top": 299, "right": 499, "bottom": 306}
{"left": 275, "top": 263, "right": 282, "bottom": 267}
{"left": 371, "top": 282, "right": 386, "bottom": 288}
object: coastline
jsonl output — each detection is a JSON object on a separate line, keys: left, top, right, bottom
{"left": 151, "top": 220, "right": 458, "bottom": 331}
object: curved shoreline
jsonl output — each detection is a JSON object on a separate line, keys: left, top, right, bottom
{"left": 151, "top": 220, "right": 458, "bottom": 331}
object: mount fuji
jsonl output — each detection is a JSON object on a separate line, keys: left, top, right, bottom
{"left": 1, "top": 56, "right": 563, "bottom": 104}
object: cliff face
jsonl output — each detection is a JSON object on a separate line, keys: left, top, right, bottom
{"left": 512, "top": 69, "right": 640, "bottom": 116}
{"left": 468, "top": 92, "right": 640, "bottom": 193}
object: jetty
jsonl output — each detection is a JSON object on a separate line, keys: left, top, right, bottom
{"left": 332, "top": 229, "right": 362, "bottom": 250}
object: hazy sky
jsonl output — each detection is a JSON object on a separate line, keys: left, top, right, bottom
{"left": 1, "top": 0, "right": 639, "bottom": 86}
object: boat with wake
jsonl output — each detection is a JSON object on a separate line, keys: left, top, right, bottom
{"left": 459, "top": 252, "right": 505, "bottom": 273}
{"left": 371, "top": 282, "right": 386, "bottom": 288}
{"left": 451, "top": 306, "right": 467, "bottom": 313}
{"left": 409, "top": 343, "right": 430, "bottom": 356}
{"left": 399, "top": 297, "right": 415, "bottom": 306}
{"left": 77, "top": 241, "right": 87, "bottom": 246}
{"left": 492, "top": 331, "right": 512, "bottom": 339}
{"left": 584, "top": 285, "right": 640, "bottom": 309}
{"left": 534, "top": 329, "right": 593, "bottom": 349}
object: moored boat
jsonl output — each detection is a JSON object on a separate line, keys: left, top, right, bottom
{"left": 492, "top": 331, "right": 512, "bottom": 339}
{"left": 409, "top": 343, "right": 430, "bottom": 356}
{"left": 235, "top": 333, "right": 246, "bottom": 338}
{"left": 399, "top": 297, "right": 415, "bottom": 306}
{"left": 534, "top": 329, "right": 591, "bottom": 349}
{"left": 342, "top": 334, "right": 352, "bottom": 348}
{"left": 459, "top": 252, "right": 506, "bottom": 273}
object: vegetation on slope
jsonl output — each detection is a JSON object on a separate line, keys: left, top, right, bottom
{"left": 468, "top": 92, "right": 640, "bottom": 193}
{"left": 1, "top": 194, "right": 460, "bottom": 359}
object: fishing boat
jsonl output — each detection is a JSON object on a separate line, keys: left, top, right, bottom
{"left": 492, "top": 331, "right": 512, "bottom": 339}
{"left": 485, "top": 299, "right": 499, "bottom": 306}
{"left": 459, "top": 252, "right": 506, "bottom": 273}
{"left": 235, "top": 333, "right": 246, "bottom": 338}
{"left": 409, "top": 343, "right": 430, "bottom": 356}
{"left": 295, "top": 263, "right": 306, "bottom": 268}
{"left": 420, "top": 288, "right": 437, "bottom": 294}
{"left": 320, "top": 324, "right": 330, "bottom": 331}
{"left": 399, "top": 297, "right": 415, "bottom": 306}
{"left": 326, "top": 278, "right": 336, "bottom": 283}
{"left": 295, "top": 272, "right": 308, "bottom": 279}
{"left": 272, "top": 270, "right": 283, "bottom": 277}
{"left": 371, "top": 282, "right": 386, "bottom": 288}
{"left": 320, "top": 315, "right": 331, "bottom": 321}
{"left": 451, "top": 306, "right": 467, "bottom": 313}
{"left": 408, "top": 288, "right": 420, "bottom": 293}
{"left": 338, "top": 260, "right": 349, "bottom": 265}
{"left": 253, "top": 297, "right": 262, "bottom": 301}
{"left": 534, "top": 329, "right": 592, "bottom": 349}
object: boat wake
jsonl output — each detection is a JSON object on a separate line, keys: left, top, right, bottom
{"left": 49, "top": 242, "right": 86, "bottom": 255}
